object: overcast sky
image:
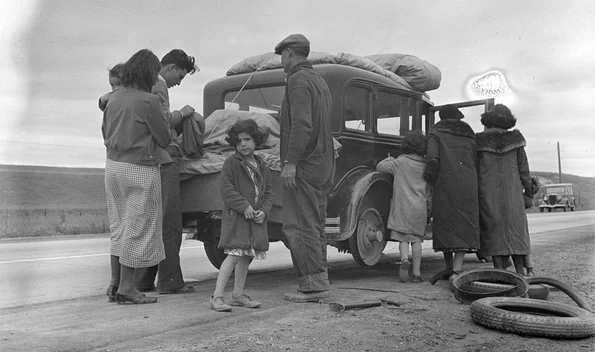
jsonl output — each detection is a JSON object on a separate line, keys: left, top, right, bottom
{"left": 1, "top": 0, "right": 594, "bottom": 176}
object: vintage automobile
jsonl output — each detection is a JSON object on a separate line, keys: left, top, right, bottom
{"left": 538, "top": 183, "right": 577, "bottom": 212}
{"left": 180, "top": 58, "right": 494, "bottom": 269}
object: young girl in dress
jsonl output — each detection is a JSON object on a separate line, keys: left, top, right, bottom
{"left": 210, "top": 119, "right": 273, "bottom": 312}
{"left": 377, "top": 131, "right": 431, "bottom": 283}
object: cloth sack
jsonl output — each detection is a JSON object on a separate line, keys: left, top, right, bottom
{"left": 366, "top": 53, "right": 442, "bottom": 92}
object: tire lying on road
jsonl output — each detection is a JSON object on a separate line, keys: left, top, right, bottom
{"left": 465, "top": 281, "right": 549, "bottom": 300}
{"left": 470, "top": 297, "right": 595, "bottom": 339}
{"left": 451, "top": 268, "right": 529, "bottom": 304}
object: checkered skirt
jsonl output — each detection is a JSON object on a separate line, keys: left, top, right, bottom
{"left": 105, "top": 159, "right": 165, "bottom": 268}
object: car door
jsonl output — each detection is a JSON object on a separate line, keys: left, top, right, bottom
{"left": 429, "top": 99, "right": 495, "bottom": 133}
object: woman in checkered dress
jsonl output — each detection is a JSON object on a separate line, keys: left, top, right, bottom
{"left": 102, "top": 49, "right": 172, "bottom": 304}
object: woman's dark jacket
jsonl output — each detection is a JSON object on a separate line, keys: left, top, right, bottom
{"left": 424, "top": 119, "right": 480, "bottom": 251}
{"left": 476, "top": 129, "right": 532, "bottom": 256}
{"left": 219, "top": 152, "right": 273, "bottom": 251}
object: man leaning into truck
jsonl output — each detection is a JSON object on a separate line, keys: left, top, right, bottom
{"left": 276, "top": 34, "right": 335, "bottom": 302}
{"left": 134, "top": 49, "right": 200, "bottom": 295}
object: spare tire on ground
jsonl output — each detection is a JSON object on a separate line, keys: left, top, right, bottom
{"left": 465, "top": 280, "right": 549, "bottom": 300}
{"left": 451, "top": 268, "right": 529, "bottom": 304}
{"left": 470, "top": 297, "right": 595, "bottom": 339}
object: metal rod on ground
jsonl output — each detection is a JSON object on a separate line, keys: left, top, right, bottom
{"left": 329, "top": 300, "right": 382, "bottom": 312}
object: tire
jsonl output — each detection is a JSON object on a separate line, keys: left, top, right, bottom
{"left": 540, "top": 208, "right": 544, "bottom": 213}
{"left": 528, "top": 277, "right": 594, "bottom": 313}
{"left": 465, "top": 281, "right": 549, "bottom": 300}
{"left": 470, "top": 297, "right": 595, "bottom": 339}
{"left": 203, "top": 225, "right": 226, "bottom": 269}
{"left": 348, "top": 208, "right": 387, "bottom": 267}
{"left": 452, "top": 268, "right": 529, "bottom": 304}
{"left": 204, "top": 241, "right": 226, "bottom": 270}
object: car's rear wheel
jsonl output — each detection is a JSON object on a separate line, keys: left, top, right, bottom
{"left": 349, "top": 208, "right": 387, "bottom": 267}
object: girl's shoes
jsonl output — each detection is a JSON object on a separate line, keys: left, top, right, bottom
{"left": 230, "top": 294, "right": 261, "bottom": 308}
{"left": 411, "top": 275, "right": 424, "bottom": 283}
{"left": 210, "top": 296, "right": 232, "bottom": 312}
{"left": 399, "top": 260, "right": 411, "bottom": 283}
{"left": 106, "top": 285, "right": 118, "bottom": 303}
{"left": 115, "top": 293, "right": 158, "bottom": 304}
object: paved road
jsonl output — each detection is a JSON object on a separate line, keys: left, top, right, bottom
{"left": 0, "top": 211, "right": 593, "bottom": 309}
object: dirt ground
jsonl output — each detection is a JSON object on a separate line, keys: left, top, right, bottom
{"left": 1, "top": 226, "right": 594, "bottom": 352}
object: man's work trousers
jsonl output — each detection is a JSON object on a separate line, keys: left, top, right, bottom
{"left": 134, "top": 147, "right": 184, "bottom": 292}
{"left": 283, "top": 177, "right": 330, "bottom": 292}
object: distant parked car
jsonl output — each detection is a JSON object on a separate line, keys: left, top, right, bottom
{"left": 538, "top": 183, "right": 577, "bottom": 212}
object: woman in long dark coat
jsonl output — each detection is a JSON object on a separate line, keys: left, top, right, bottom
{"left": 476, "top": 104, "right": 532, "bottom": 275}
{"left": 424, "top": 105, "right": 480, "bottom": 276}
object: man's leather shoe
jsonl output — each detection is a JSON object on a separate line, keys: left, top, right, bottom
{"left": 159, "top": 285, "right": 195, "bottom": 294}
{"left": 283, "top": 290, "right": 330, "bottom": 303}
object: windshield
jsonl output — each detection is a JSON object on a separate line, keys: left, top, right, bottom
{"left": 224, "top": 86, "right": 285, "bottom": 118}
{"left": 545, "top": 186, "right": 566, "bottom": 194}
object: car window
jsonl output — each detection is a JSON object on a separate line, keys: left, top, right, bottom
{"left": 224, "top": 86, "right": 285, "bottom": 117}
{"left": 546, "top": 186, "right": 565, "bottom": 194}
{"left": 344, "top": 85, "right": 371, "bottom": 132}
{"left": 376, "top": 90, "right": 416, "bottom": 136}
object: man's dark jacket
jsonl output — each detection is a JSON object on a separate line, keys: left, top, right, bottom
{"left": 280, "top": 60, "right": 334, "bottom": 186}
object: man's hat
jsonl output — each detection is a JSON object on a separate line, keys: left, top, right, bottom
{"left": 274, "top": 34, "right": 310, "bottom": 55}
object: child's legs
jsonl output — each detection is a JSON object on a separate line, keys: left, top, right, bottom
{"left": 511, "top": 255, "right": 525, "bottom": 275}
{"left": 452, "top": 251, "right": 465, "bottom": 272}
{"left": 110, "top": 255, "right": 121, "bottom": 286}
{"left": 523, "top": 254, "right": 533, "bottom": 269}
{"left": 213, "top": 254, "right": 241, "bottom": 297}
{"left": 443, "top": 251, "right": 453, "bottom": 270}
{"left": 411, "top": 242, "right": 422, "bottom": 276}
{"left": 399, "top": 242, "right": 410, "bottom": 263}
{"left": 232, "top": 256, "right": 252, "bottom": 296}
{"left": 492, "top": 255, "right": 505, "bottom": 269}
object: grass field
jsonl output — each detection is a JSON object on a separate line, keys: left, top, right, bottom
{"left": 0, "top": 165, "right": 108, "bottom": 238}
{"left": 0, "top": 164, "right": 593, "bottom": 238}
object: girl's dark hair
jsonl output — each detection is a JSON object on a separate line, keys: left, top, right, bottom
{"left": 226, "top": 119, "right": 268, "bottom": 147}
{"left": 108, "top": 63, "right": 125, "bottom": 79}
{"left": 402, "top": 130, "right": 427, "bottom": 156}
{"left": 121, "top": 49, "right": 161, "bottom": 92}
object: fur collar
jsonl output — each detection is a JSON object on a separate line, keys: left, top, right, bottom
{"left": 431, "top": 119, "right": 476, "bottom": 139}
{"left": 476, "top": 129, "right": 526, "bottom": 154}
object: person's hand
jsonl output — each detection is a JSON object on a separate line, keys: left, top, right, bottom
{"left": 179, "top": 105, "right": 195, "bottom": 118}
{"left": 243, "top": 205, "right": 256, "bottom": 220}
{"left": 253, "top": 210, "right": 266, "bottom": 224}
{"left": 281, "top": 163, "right": 297, "bottom": 189}
{"left": 99, "top": 92, "right": 112, "bottom": 106}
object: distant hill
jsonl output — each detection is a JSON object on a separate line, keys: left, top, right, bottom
{"left": 0, "top": 164, "right": 593, "bottom": 211}
{"left": 0, "top": 165, "right": 107, "bottom": 210}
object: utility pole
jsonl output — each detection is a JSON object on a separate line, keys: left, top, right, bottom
{"left": 557, "top": 141, "right": 562, "bottom": 183}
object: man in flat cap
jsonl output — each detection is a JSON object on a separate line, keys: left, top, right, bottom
{"left": 275, "top": 34, "right": 335, "bottom": 303}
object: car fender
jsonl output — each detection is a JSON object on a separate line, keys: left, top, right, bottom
{"left": 327, "top": 167, "right": 392, "bottom": 241}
